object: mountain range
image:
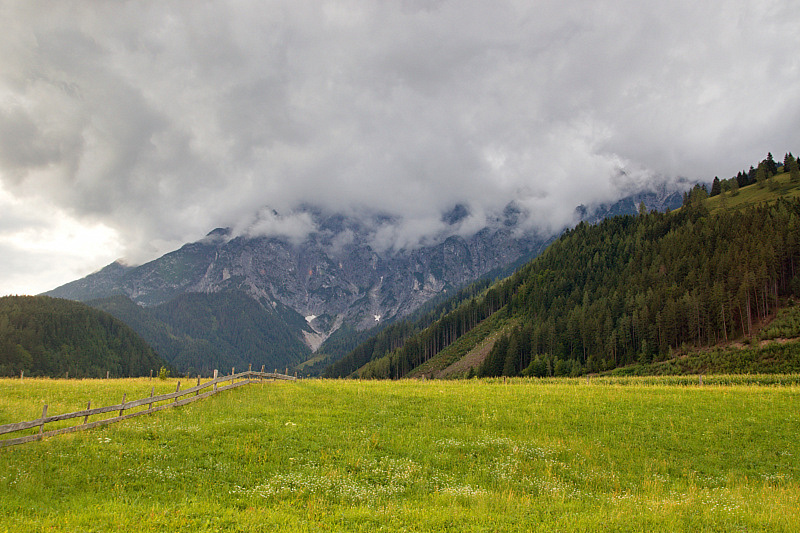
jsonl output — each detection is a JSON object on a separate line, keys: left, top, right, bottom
{"left": 45, "top": 187, "right": 683, "bottom": 375}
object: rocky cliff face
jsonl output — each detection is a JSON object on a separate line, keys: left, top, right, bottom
{"left": 47, "top": 208, "right": 549, "bottom": 351}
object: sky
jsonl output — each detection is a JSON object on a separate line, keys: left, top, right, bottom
{"left": 1, "top": 0, "right": 799, "bottom": 296}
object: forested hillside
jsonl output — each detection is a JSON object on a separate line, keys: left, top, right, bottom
{"left": 0, "top": 296, "right": 169, "bottom": 378}
{"left": 89, "top": 292, "right": 311, "bottom": 376}
{"left": 350, "top": 156, "right": 800, "bottom": 379}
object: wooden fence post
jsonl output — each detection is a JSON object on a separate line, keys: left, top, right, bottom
{"left": 196, "top": 375, "right": 200, "bottom": 396}
{"left": 699, "top": 375, "right": 703, "bottom": 386}
{"left": 66, "top": 371, "right": 69, "bottom": 380}
{"left": 213, "top": 370, "right": 218, "bottom": 392}
{"left": 20, "top": 370, "right": 23, "bottom": 381}
{"left": 84, "top": 400, "right": 91, "bottom": 424}
{"left": 106, "top": 371, "right": 110, "bottom": 379}
{"left": 174, "top": 382, "right": 180, "bottom": 403}
{"left": 285, "top": 367, "right": 288, "bottom": 376}
{"left": 249, "top": 364, "right": 252, "bottom": 372}
{"left": 119, "top": 394, "right": 126, "bottom": 417}
{"left": 38, "top": 405, "right": 47, "bottom": 439}
{"left": 150, "top": 369, "right": 153, "bottom": 381}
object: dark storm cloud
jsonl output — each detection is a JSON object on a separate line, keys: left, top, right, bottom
{"left": 1, "top": 0, "right": 799, "bottom": 272}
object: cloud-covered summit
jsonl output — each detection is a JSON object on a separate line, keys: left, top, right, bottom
{"left": 1, "top": 1, "right": 799, "bottom": 295}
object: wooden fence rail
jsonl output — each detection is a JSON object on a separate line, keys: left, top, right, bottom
{"left": 0, "top": 370, "right": 296, "bottom": 448}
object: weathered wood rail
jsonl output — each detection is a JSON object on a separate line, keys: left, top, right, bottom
{"left": 0, "top": 370, "right": 296, "bottom": 448}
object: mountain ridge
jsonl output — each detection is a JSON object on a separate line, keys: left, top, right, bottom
{"left": 45, "top": 188, "right": 683, "bottom": 374}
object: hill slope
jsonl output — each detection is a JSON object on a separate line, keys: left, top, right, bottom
{"left": 88, "top": 293, "right": 311, "bottom": 376}
{"left": 0, "top": 296, "right": 170, "bottom": 378}
{"left": 323, "top": 279, "right": 494, "bottom": 378}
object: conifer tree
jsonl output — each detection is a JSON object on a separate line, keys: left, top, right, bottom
{"left": 503, "top": 334, "right": 519, "bottom": 376}
{"left": 756, "top": 162, "right": 768, "bottom": 188}
{"left": 766, "top": 152, "right": 778, "bottom": 175}
{"left": 748, "top": 165, "right": 757, "bottom": 184}
{"left": 788, "top": 155, "right": 800, "bottom": 183}
{"left": 710, "top": 177, "right": 721, "bottom": 196}
{"left": 736, "top": 171, "right": 747, "bottom": 188}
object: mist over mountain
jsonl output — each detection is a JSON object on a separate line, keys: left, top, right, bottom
{"left": 345, "top": 162, "right": 800, "bottom": 380}
{"left": 45, "top": 186, "right": 681, "bottom": 374}
{"left": 47, "top": 205, "right": 551, "bottom": 347}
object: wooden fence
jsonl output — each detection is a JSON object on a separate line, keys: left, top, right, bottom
{"left": 0, "top": 369, "right": 296, "bottom": 448}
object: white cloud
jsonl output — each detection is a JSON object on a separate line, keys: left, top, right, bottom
{"left": 236, "top": 208, "right": 317, "bottom": 243}
{"left": 0, "top": 185, "right": 123, "bottom": 295}
{"left": 1, "top": 0, "right": 799, "bottom": 294}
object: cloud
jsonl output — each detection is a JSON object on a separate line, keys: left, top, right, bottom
{"left": 235, "top": 208, "right": 317, "bottom": 243}
{"left": 0, "top": 184, "right": 123, "bottom": 295}
{"left": 1, "top": 0, "right": 799, "bottom": 294}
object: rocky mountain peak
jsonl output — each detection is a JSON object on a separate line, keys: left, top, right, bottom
{"left": 46, "top": 190, "right": 683, "bottom": 356}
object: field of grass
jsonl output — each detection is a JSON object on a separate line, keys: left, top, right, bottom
{"left": 1, "top": 377, "right": 799, "bottom": 531}
{"left": 0, "top": 377, "right": 199, "bottom": 429}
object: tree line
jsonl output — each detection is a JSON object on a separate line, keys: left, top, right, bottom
{"left": 707, "top": 152, "right": 800, "bottom": 198}
{"left": 0, "top": 296, "right": 169, "bottom": 378}
{"left": 477, "top": 197, "right": 800, "bottom": 377}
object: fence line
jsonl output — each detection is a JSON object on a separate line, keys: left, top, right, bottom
{"left": 0, "top": 370, "right": 296, "bottom": 448}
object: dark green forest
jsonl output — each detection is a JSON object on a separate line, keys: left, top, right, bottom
{"left": 0, "top": 296, "right": 169, "bottom": 378}
{"left": 350, "top": 157, "right": 800, "bottom": 379}
{"left": 476, "top": 198, "right": 800, "bottom": 378}
{"left": 90, "top": 291, "right": 311, "bottom": 376}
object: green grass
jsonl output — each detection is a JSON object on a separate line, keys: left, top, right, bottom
{"left": 0, "top": 377, "right": 195, "bottom": 428}
{"left": 1, "top": 377, "right": 799, "bottom": 531}
{"left": 295, "top": 352, "right": 336, "bottom": 373}
{"left": 705, "top": 169, "right": 800, "bottom": 213}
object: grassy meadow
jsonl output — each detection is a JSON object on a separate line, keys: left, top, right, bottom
{"left": 1, "top": 377, "right": 799, "bottom": 531}
{"left": 705, "top": 167, "right": 800, "bottom": 213}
